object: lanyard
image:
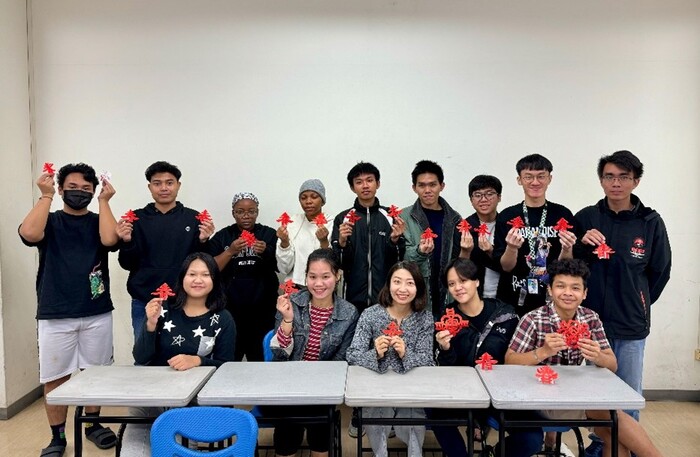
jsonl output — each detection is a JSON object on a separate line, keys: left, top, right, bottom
{"left": 522, "top": 200, "right": 548, "bottom": 257}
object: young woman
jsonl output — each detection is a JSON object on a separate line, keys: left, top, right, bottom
{"left": 346, "top": 261, "right": 434, "bottom": 457}
{"left": 267, "top": 248, "right": 359, "bottom": 457}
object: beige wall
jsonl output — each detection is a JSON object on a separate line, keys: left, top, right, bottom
{"left": 2, "top": 0, "right": 699, "bottom": 412}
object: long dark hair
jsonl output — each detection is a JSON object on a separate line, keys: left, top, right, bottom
{"left": 173, "top": 252, "right": 226, "bottom": 312}
{"left": 377, "top": 261, "right": 427, "bottom": 312}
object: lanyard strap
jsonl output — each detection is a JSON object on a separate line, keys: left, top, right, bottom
{"left": 521, "top": 201, "right": 548, "bottom": 256}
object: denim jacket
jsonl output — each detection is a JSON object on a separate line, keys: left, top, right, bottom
{"left": 270, "top": 290, "right": 359, "bottom": 361}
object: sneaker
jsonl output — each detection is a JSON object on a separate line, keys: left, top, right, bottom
{"left": 348, "top": 424, "right": 366, "bottom": 438}
{"left": 584, "top": 440, "right": 603, "bottom": 457}
{"left": 559, "top": 443, "right": 575, "bottom": 457}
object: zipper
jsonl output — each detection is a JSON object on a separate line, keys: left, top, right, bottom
{"left": 366, "top": 207, "right": 372, "bottom": 308}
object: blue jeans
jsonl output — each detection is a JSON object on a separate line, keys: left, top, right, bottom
{"left": 131, "top": 299, "right": 147, "bottom": 339}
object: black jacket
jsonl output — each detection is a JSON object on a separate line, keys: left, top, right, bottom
{"left": 331, "top": 198, "right": 405, "bottom": 311}
{"left": 574, "top": 195, "right": 672, "bottom": 339}
{"left": 465, "top": 213, "right": 499, "bottom": 298}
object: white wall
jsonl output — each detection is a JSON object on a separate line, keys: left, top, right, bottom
{"left": 2, "top": 0, "right": 698, "bottom": 407}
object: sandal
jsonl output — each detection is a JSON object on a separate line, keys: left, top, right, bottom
{"left": 40, "top": 444, "right": 65, "bottom": 457}
{"left": 85, "top": 426, "right": 117, "bottom": 449}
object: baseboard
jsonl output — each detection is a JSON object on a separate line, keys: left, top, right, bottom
{"left": 643, "top": 389, "right": 700, "bottom": 402}
{"left": 0, "top": 385, "right": 43, "bottom": 420}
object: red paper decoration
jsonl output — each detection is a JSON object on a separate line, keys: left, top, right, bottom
{"left": 43, "top": 162, "right": 55, "bottom": 175}
{"left": 240, "top": 230, "right": 257, "bottom": 247}
{"left": 507, "top": 216, "right": 526, "bottom": 229}
{"left": 553, "top": 218, "right": 573, "bottom": 232}
{"left": 195, "top": 209, "right": 212, "bottom": 223}
{"left": 281, "top": 279, "right": 299, "bottom": 295}
{"left": 535, "top": 365, "right": 559, "bottom": 384}
{"left": 434, "top": 308, "right": 470, "bottom": 335}
{"left": 557, "top": 320, "right": 591, "bottom": 349}
{"left": 473, "top": 224, "right": 491, "bottom": 236}
{"left": 152, "top": 283, "right": 175, "bottom": 301}
{"left": 593, "top": 243, "right": 615, "bottom": 260}
{"left": 313, "top": 213, "right": 328, "bottom": 226}
{"left": 382, "top": 321, "right": 404, "bottom": 337}
{"left": 276, "top": 212, "right": 293, "bottom": 227}
{"left": 421, "top": 228, "right": 438, "bottom": 240}
{"left": 456, "top": 219, "right": 472, "bottom": 234}
{"left": 388, "top": 205, "right": 403, "bottom": 218}
{"left": 121, "top": 209, "right": 139, "bottom": 223}
{"left": 476, "top": 352, "right": 498, "bottom": 371}
{"left": 345, "top": 209, "right": 362, "bottom": 224}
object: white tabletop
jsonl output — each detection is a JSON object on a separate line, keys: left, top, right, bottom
{"left": 344, "top": 366, "right": 490, "bottom": 408}
{"left": 46, "top": 365, "right": 215, "bottom": 407}
{"left": 197, "top": 361, "right": 348, "bottom": 406}
{"left": 477, "top": 365, "right": 646, "bottom": 410}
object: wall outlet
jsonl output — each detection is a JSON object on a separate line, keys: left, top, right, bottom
{"left": 695, "top": 349, "right": 700, "bottom": 361}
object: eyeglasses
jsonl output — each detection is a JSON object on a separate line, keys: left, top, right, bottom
{"left": 520, "top": 174, "right": 550, "bottom": 183}
{"left": 233, "top": 209, "right": 258, "bottom": 217}
{"left": 601, "top": 175, "right": 635, "bottom": 183}
{"left": 471, "top": 191, "right": 499, "bottom": 201}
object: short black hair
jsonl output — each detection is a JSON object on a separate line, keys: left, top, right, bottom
{"left": 377, "top": 261, "right": 427, "bottom": 312}
{"left": 173, "top": 252, "right": 227, "bottom": 312}
{"left": 57, "top": 163, "right": 99, "bottom": 189}
{"left": 442, "top": 258, "right": 479, "bottom": 288}
{"left": 468, "top": 174, "right": 502, "bottom": 196}
{"left": 305, "top": 248, "right": 341, "bottom": 278}
{"left": 346, "top": 162, "right": 380, "bottom": 188}
{"left": 597, "top": 150, "right": 644, "bottom": 179}
{"left": 145, "top": 161, "right": 182, "bottom": 182}
{"left": 516, "top": 154, "right": 553, "bottom": 174}
{"left": 546, "top": 258, "right": 590, "bottom": 287}
{"left": 411, "top": 160, "right": 444, "bottom": 185}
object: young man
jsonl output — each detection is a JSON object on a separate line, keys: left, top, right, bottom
{"left": 331, "top": 162, "right": 406, "bottom": 312}
{"left": 575, "top": 151, "right": 671, "bottom": 456}
{"left": 505, "top": 259, "right": 663, "bottom": 457}
{"left": 464, "top": 174, "right": 503, "bottom": 299}
{"left": 493, "top": 154, "right": 577, "bottom": 316}
{"left": 20, "top": 163, "right": 119, "bottom": 457}
{"left": 117, "top": 161, "right": 215, "bottom": 337}
{"left": 402, "top": 160, "right": 465, "bottom": 317}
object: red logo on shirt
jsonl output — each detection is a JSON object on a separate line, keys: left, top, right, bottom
{"left": 629, "top": 237, "right": 646, "bottom": 259}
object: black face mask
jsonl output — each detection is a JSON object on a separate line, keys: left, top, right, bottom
{"left": 62, "top": 190, "right": 93, "bottom": 211}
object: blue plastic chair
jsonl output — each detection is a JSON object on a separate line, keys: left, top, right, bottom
{"left": 262, "top": 329, "right": 275, "bottom": 362}
{"left": 150, "top": 406, "right": 258, "bottom": 457}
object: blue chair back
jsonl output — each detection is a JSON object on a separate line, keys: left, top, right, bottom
{"left": 150, "top": 406, "right": 258, "bottom": 457}
{"left": 262, "top": 329, "right": 275, "bottom": 362}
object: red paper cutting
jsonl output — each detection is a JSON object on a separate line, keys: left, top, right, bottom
{"left": 383, "top": 321, "right": 404, "bottom": 337}
{"left": 473, "top": 224, "right": 491, "bottom": 236}
{"left": 276, "top": 212, "right": 294, "bottom": 227}
{"left": 345, "top": 209, "right": 362, "bottom": 224}
{"left": 240, "top": 230, "right": 257, "bottom": 247}
{"left": 535, "top": 365, "right": 559, "bottom": 384}
{"left": 421, "top": 228, "right": 438, "bottom": 240}
{"left": 553, "top": 218, "right": 573, "bottom": 232}
{"left": 196, "top": 209, "right": 212, "bottom": 223}
{"left": 456, "top": 219, "right": 472, "bottom": 234}
{"left": 121, "top": 209, "right": 139, "bottom": 223}
{"left": 435, "top": 308, "right": 470, "bottom": 335}
{"left": 43, "top": 162, "right": 55, "bottom": 175}
{"left": 281, "top": 279, "right": 299, "bottom": 295}
{"left": 313, "top": 213, "right": 328, "bottom": 226}
{"left": 476, "top": 352, "right": 498, "bottom": 371}
{"left": 152, "top": 283, "right": 175, "bottom": 301}
{"left": 507, "top": 216, "right": 526, "bottom": 230}
{"left": 388, "top": 205, "right": 403, "bottom": 218}
{"left": 557, "top": 320, "right": 591, "bottom": 349}
{"left": 592, "top": 243, "right": 615, "bottom": 260}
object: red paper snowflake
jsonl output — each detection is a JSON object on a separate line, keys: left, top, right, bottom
{"left": 281, "top": 279, "right": 299, "bottom": 295}
{"left": 476, "top": 352, "right": 498, "bottom": 371}
{"left": 152, "top": 283, "right": 175, "bottom": 300}
{"left": 434, "top": 308, "right": 470, "bottom": 335}
{"left": 240, "top": 230, "right": 257, "bottom": 247}
{"left": 592, "top": 243, "right": 615, "bottom": 260}
{"left": 507, "top": 216, "right": 526, "bottom": 229}
{"left": 121, "top": 209, "right": 139, "bottom": 223}
{"left": 43, "top": 162, "right": 56, "bottom": 175}
{"left": 383, "top": 321, "right": 404, "bottom": 337}
{"left": 313, "top": 213, "right": 328, "bottom": 226}
{"left": 553, "top": 218, "right": 573, "bottom": 232}
{"left": 535, "top": 365, "right": 559, "bottom": 384}
{"left": 276, "top": 212, "right": 293, "bottom": 227}
{"left": 456, "top": 219, "right": 472, "bottom": 234}
{"left": 196, "top": 209, "right": 212, "bottom": 223}
{"left": 388, "top": 205, "right": 403, "bottom": 218}
{"left": 473, "top": 224, "right": 491, "bottom": 236}
{"left": 421, "top": 228, "right": 438, "bottom": 240}
{"left": 557, "top": 320, "right": 591, "bottom": 349}
{"left": 345, "top": 209, "right": 362, "bottom": 224}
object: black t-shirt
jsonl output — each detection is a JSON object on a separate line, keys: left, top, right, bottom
{"left": 21, "top": 211, "right": 115, "bottom": 319}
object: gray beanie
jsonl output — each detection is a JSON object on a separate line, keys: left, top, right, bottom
{"left": 299, "top": 179, "right": 326, "bottom": 203}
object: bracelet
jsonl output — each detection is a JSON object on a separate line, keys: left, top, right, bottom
{"left": 283, "top": 319, "right": 293, "bottom": 324}
{"left": 533, "top": 348, "right": 541, "bottom": 363}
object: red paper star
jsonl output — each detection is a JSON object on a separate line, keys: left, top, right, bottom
{"left": 421, "top": 228, "right": 438, "bottom": 240}
{"left": 43, "top": 162, "right": 55, "bottom": 175}
{"left": 388, "top": 205, "right": 403, "bottom": 218}
{"left": 313, "top": 213, "right": 328, "bottom": 226}
{"left": 553, "top": 218, "right": 573, "bottom": 232}
{"left": 276, "top": 212, "right": 294, "bottom": 227}
{"left": 240, "top": 230, "right": 257, "bottom": 247}
{"left": 152, "top": 283, "right": 175, "bottom": 300}
{"left": 195, "top": 209, "right": 212, "bottom": 223}
{"left": 476, "top": 352, "right": 498, "bottom": 371}
{"left": 592, "top": 243, "right": 615, "bottom": 260}
{"left": 345, "top": 209, "right": 362, "bottom": 224}
{"left": 557, "top": 320, "right": 591, "bottom": 349}
{"left": 473, "top": 224, "right": 491, "bottom": 236}
{"left": 121, "top": 209, "right": 139, "bottom": 223}
{"left": 535, "top": 365, "right": 559, "bottom": 384}
{"left": 507, "top": 216, "right": 526, "bottom": 230}
{"left": 383, "top": 321, "right": 404, "bottom": 337}
{"left": 281, "top": 279, "right": 299, "bottom": 295}
{"left": 435, "top": 308, "right": 470, "bottom": 335}
{"left": 456, "top": 219, "right": 472, "bottom": 234}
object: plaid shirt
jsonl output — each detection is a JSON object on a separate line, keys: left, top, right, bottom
{"left": 508, "top": 302, "right": 610, "bottom": 366}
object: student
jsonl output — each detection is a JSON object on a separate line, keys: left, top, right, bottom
{"left": 276, "top": 179, "right": 334, "bottom": 289}
{"left": 267, "top": 248, "right": 359, "bottom": 457}
{"left": 492, "top": 154, "right": 577, "bottom": 316}
{"left": 209, "top": 192, "right": 278, "bottom": 362}
{"left": 464, "top": 175, "right": 503, "bottom": 299}
{"left": 19, "top": 163, "right": 119, "bottom": 457}
{"left": 574, "top": 151, "right": 671, "bottom": 456}
{"left": 124, "top": 252, "right": 235, "bottom": 456}
{"left": 346, "top": 261, "right": 434, "bottom": 457}
{"left": 403, "top": 160, "right": 466, "bottom": 318}
{"left": 431, "top": 258, "right": 540, "bottom": 457}
{"left": 332, "top": 162, "right": 406, "bottom": 313}
{"left": 117, "top": 161, "right": 215, "bottom": 337}
{"left": 505, "top": 259, "right": 663, "bottom": 457}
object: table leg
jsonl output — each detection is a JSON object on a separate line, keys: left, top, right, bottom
{"left": 356, "top": 408, "right": 363, "bottom": 457}
{"left": 611, "top": 409, "right": 618, "bottom": 457}
{"left": 499, "top": 410, "right": 506, "bottom": 457}
{"left": 328, "top": 406, "right": 335, "bottom": 457}
{"left": 467, "top": 409, "right": 474, "bottom": 457}
{"left": 74, "top": 406, "right": 83, "bottom": 457}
